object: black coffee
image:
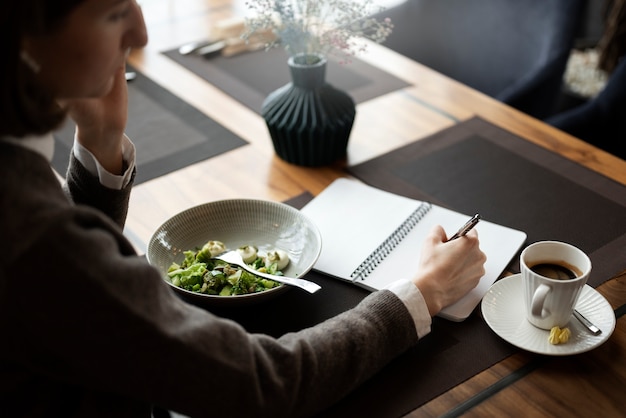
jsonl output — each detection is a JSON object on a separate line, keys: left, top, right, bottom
{"left": 529, "top": 262, "right": 581, "bottom": 280}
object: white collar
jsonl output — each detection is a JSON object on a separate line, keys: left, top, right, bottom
{"left": 1, "top": 134, "right": 55, "bottom": 162}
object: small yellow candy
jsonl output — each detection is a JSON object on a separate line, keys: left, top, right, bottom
{"left": 548, "top": 326, "right": 571, "bottom": 345}
{"left": 548, "top": 327, "right": 560, "bottom": 344}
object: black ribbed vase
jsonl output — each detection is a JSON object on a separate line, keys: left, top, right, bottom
{"left": 262, "top": 53, "right": 356, "bottom": 166}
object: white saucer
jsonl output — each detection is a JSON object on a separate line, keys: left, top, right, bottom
{"left": 481, "top": 274, "right": 616, "bottom": 356}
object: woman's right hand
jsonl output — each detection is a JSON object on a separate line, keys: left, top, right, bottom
{"left": 63, "top": 66, "right": 129, "bottom": 175}
{"left": 411, "top": 225, "right": 487, "bottom": 316}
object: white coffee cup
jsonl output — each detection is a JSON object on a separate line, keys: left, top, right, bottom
{"left": 521, "top": 241, "right": 591, "bottom": 330}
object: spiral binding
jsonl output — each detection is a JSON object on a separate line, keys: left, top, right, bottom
{"left": 350, "top": 202, "right": 433, "bottom": 281}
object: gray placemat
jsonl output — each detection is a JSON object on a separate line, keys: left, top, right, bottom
{"left": 191, "top": 192, "right": 514, "bottom": 418}
{"left": 52, "top": 66, "right": 247, "bottom": 184}
{"left": 348, "top": 117, "right": 626, "bottom": 287}
{"left": 162, "top": 46, "right": 411, "bottom": 113}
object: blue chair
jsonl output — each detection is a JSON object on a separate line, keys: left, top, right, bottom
{"left": 374, "top": 0, "right": 586, "bottom": 119}
{"left": 546, "top": 56, "right": 626, "bottom": 159}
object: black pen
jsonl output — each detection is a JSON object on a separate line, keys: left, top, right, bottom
{"left": 447, "top": 214, "right": 481, "bottom": 241}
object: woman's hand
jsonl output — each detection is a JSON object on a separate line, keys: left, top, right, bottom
{"left": 412, "top": 225, "right": 487, "bottom": 316}
{"left": 63, "top": 66, "right": 129, "bottom": 175}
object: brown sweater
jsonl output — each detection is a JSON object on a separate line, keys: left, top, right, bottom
{"left": 0, "top": 142, "right": 419, "bottom": 418}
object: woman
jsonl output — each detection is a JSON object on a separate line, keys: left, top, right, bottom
{"left": 0, "top": 1, "right": 486, "bottom": 417}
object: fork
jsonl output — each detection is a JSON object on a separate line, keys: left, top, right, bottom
{"left": 212, "top": 251, "right": 321, "bottom": 294}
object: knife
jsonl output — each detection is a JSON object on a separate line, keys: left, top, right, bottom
{"left": 178, "top": 39, "right": 221, "bottom": 55}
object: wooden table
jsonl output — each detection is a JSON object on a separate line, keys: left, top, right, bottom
{"left": 128, "top": 1, "right": 626, "bottom": 416}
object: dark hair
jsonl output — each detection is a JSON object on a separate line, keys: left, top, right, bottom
{"left": 0, "top": 0, "right": 87, "bottom": 137}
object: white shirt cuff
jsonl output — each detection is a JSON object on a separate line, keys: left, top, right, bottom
{"left": 73, "top": 134, "right": 136, "bottom": 190}
{"left": 386, "top": 279, "right": 432, "bottom": 339}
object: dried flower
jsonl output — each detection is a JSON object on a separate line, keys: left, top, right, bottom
{"left": 243, "top": 0, "right": 393, "bottom": 62}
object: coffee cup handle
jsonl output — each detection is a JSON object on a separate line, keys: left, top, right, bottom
{"left": 531, "top": 284, "right": 551, "bottom": 318}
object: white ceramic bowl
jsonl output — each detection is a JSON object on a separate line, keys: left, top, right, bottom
{"left": 147, "top": 199, "right": 322, "bottom": 306}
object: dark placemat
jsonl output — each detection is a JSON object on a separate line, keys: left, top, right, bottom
{"left": 162, "top": 46, "right": 411, "bottom": 114}
{"left": 181, "top": 192, "right": 516, "bottom": 418}
{"left": 349, "top": 117, "right": 626, "bottom": 288}
{"left": 203, "top": 269, "right": 515, "bottom": 418}
{"left": 52, "top": 66, "right": 247, "bottom": 185}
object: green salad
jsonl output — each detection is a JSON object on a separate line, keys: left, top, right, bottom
{"left": 166, "top": 241, "right": 289, "bottom": 296}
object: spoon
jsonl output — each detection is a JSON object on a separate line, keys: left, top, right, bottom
{"left": 212, "top": 250, "right": 321, "bottom": 294}
{"left": 573, "top": 309, "right": 602, "bottom": 335}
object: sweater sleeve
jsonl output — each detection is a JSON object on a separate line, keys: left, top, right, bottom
{"left": 71, "top": 134, "right": 136, "bottom": 190}
{"left": 63, "top": 151, "right": 135, "bottom": 228}
{"left": 2, "top": 207, "right": 420, "bottom": 418}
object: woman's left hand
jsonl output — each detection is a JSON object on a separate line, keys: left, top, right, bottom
{"left": 63, "top": 66, "right": 129, "bottom": 175}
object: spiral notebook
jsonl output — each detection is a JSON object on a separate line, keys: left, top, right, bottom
{"left": 300, "top": 178, "right": 527, "bottom": 321}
